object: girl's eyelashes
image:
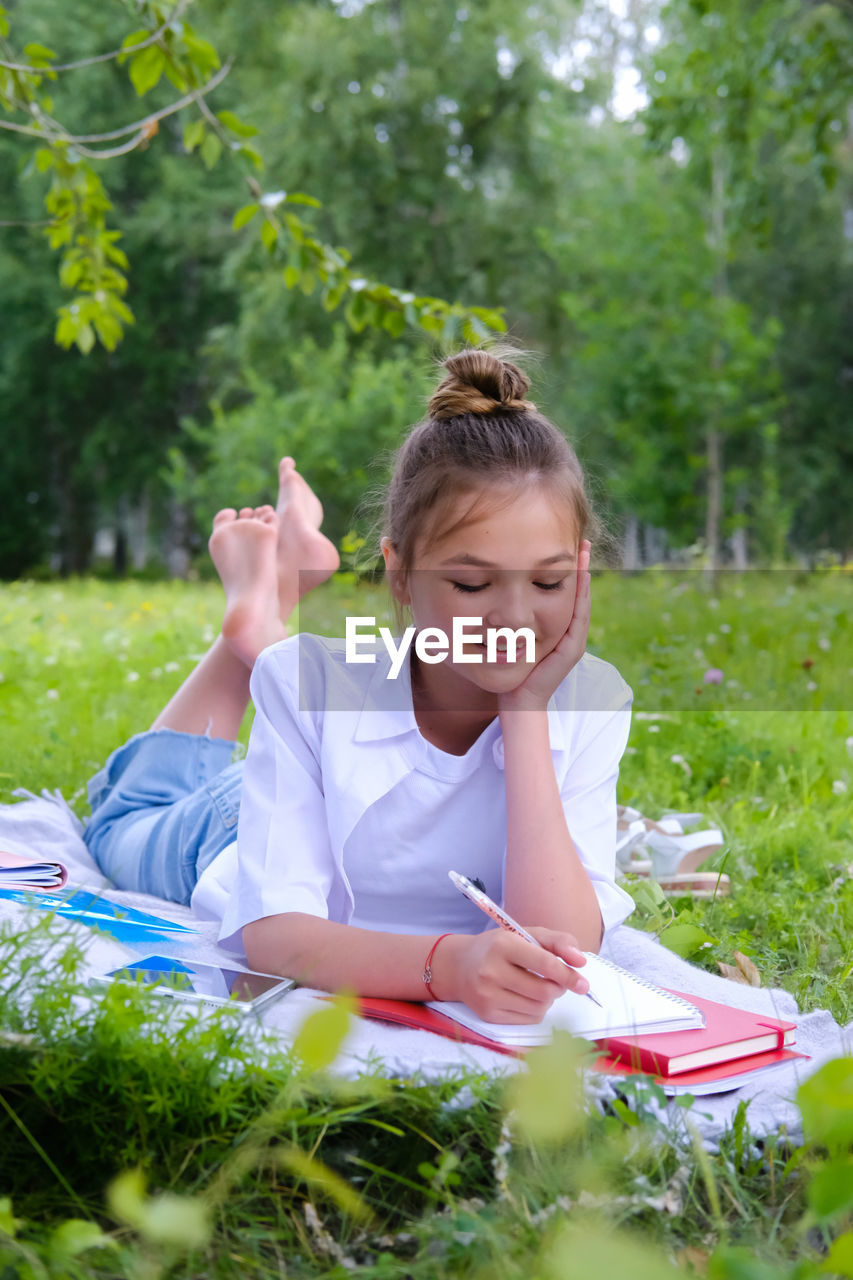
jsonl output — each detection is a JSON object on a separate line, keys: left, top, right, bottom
{"left": 449, "top": 577, "right": 568, "bottom": 594}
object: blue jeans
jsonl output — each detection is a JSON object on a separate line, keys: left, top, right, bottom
{"left": 83, "top": 729, "right": 242, "bottom": 905}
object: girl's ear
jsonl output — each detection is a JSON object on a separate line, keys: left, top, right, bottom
{"left": 381, "top": 537, "right": 411, "bottom": 606}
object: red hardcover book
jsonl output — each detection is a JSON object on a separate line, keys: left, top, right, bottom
{"left": 355, "top": 997, "right": 520, "bottom": 1057}
{"left": 595, "top": 991, "right": 796, "bottom": 1076}
{"left": 352, "top": 996, "right": 808, "bottom": 1097}
{"left": 592, "top": 1046, "right": 809, "bottom": 1096}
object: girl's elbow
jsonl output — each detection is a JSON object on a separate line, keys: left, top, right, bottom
{"left": 243, "top": 915, "right": 292, "bottom": 976}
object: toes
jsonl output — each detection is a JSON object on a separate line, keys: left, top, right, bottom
{"left": 238, "top": 507, "right": 254, "bottom": 519}
{"left": 212, "top": 508, "right": 237, "bottom": 528}
{"left": 255, "top": 505, "right": 277, "bottom": 525}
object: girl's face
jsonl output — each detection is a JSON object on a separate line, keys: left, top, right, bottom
{"left": 383, "top": 482, "right": 580, "bottom": 705}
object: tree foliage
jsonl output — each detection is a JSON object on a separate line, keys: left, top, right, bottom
{"left": 0, "top": 0, "right": 851, "bottom": 576}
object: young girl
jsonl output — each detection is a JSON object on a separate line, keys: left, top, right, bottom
{"left": 84, "top": 351, "right": 634, "bottom": 1025}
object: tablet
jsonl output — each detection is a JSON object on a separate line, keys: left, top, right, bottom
{"left": 90, "top": 954, "right": 295, "bottom": 1013}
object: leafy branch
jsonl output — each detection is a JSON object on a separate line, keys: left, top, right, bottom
{"left": 0, "top": 0, "right": 505, "bottom": 354}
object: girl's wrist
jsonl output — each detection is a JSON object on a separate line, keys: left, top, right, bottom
{"left": 423, "top": 932, "right": 465, "bottom": 1002}
{"left": 498, "top": 700, "right": 550, "bottom": 733}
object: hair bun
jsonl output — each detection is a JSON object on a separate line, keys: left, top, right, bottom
{"left": 428, "top": 350, "right": 534, "bottom": 420}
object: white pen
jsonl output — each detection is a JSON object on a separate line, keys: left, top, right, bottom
{"left": 448, "top": 870, "right": 604, "bottom": 1009}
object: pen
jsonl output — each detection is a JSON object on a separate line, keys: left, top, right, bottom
{"left": 447, "top": 870, "right": 604, "bottom": 1008}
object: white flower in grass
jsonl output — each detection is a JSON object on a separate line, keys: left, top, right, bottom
{"left": 46, "top": 689, "right": 59, "bottom": 700}
{"left": 720, "top": 623, "right": 732, "bottom": 634}
{"left": 151, "top": 667, "right": 163, "bottom": 678}
{"left": 818, "top": 636, "right": 831, "bottom": 651}
{"left": 44, "top": 655, "right": 57, "bottom": 666}
{"left": 832, "top": 780, "right": 848, "bottom": 796}
{"left": 670, "top": 753, "right": 692, "bottom": 777}
{"left": 164, "top": 661, "right": 179, "bottom": 673}
{"left": 647, "top": 724, "right": 660, "bottom": 733}
{"left": 846, "top": 737, "right": 853, "bottom": 758}
{"left": 126, "top": 671, "right": 140, "bottom": 683}
{"left": 706, "top": 633, "right": 717, "bottom": 644}
{"left": 807, "top": 681, "right": 818, "bottom": 692}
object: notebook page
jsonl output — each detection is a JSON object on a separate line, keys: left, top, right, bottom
{"left": 431, "top": 952, "right": 703, "bottom": 1046}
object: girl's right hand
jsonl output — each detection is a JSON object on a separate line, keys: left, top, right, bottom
{"left": 439, "top": 928, "right": 589, "bottom": 1024}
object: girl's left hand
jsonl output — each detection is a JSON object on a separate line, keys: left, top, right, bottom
{"left": 499, "top": 540, "right": 591, "bottom": 713}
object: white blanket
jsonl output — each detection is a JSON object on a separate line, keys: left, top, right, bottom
{"left": 1, "top": 789, "right": 850, "bottom": 1147}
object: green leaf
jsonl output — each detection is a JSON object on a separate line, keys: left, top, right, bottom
{"left": 822, "top": 1233, "right": 853, "bottom": 1278}
{"left": 54, "top": 313, "right": 77, "bottom": 349}
{"left": 0, "top": 1196, "right": 18, "bottom": 1236}
{"left": 75, "top": 322, "right": 95, "bottom": 355}
{"left": 200, "top": 132, "right": 222, "bottom": 170}
{"left": 321, "top": 281, "right": 347, "bottom": 312}
{"left": 59, "top": 260, "right": 83, "bottom": 289}
{"left": 808, "top": 1158, "right": 853, "bottom": 1221}
{"left": 382, "top": 309, "right": 406, "bottom": 338}
{"left": 183, "top": 119, "right": 205, "bottom": 153}
{"left": 284, "top": 192, "right": 322, "bottom": 208}
{"left": 94, "top": 313, "right": 123, "bottom": 352}
{"left": 239, "top": 142, "right": 264, "bottom": 170}
{"left": 162, "top": 60, "right": 188, "bottom": 92}
{"left": 35, "top": 148, "right": 54, "bottom": 173}
{"left": 119, "top": 30, "right": 150, "bottom": 60}
{"left": 216, "top": 110, "right": 258, "bottom": 138}
{"left": 292, "top": 995, "right": 354, "bottom": 1072}
{"left": 23, "top": 42, "right": 57, "bottom": 64}
{"left": 345, "top": 291, "right": 370, "bottom": 333}
{"left": 50, "top": 1219, "right": 114, "bottom": 1257}
{"left": 129, "top": 46, "right": 166, "bottom": 96}
{"left": 182, "top": 30, "right": 220, "bottom": 76}
{"left": 417, "top": 312, "right": 444, "bottom": 335}
{"left": 232, "top": 202, "right": 259, "bottom": 230}
{"left": 799, "top": 1058, "right": 853, "bottom": 1152}
{"left": 659, "top": 921, "right": 715, "bottom": 958}
{"left": 276, "top": 1146, "right": 370, "bottom": 1221}
{"left": 142, "top": 1194, "right": 210, "bottom": 1249}
{"left": 261, "top": 219, "right": 278, "bottom": 252}
{"left": 504, "top": 1031, "right": 588, "bottom": 1145}
{"left": 283, "top": 264, "right": 301, "bottom": 289}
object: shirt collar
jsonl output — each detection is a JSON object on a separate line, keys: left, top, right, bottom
{"left": 353, "top": 647, "right": 419, "bottom": 742}
{"left": 352, "top": 644, "right": 569, "bottom": 755}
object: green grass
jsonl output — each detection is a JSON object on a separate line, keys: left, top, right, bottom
{"left": 0, "top": 569, "right": 851, "bottom": 1279}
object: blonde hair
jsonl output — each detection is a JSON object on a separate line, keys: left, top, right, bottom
{"left": 382, "top": 349, "right": 596, "bottom": 571}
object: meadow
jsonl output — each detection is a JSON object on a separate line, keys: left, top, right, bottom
{"left": 0, "top": 569, "right": 851, "bottom": 1278}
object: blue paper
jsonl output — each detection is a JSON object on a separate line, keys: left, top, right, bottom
{"left": 0, "top": 886, "right": 198, "bottom": 943}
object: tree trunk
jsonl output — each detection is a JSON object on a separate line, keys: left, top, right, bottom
{"left": 706, "top": 131, "right": 728, "bottom": 583}
{"left": 621, "top": 513, "right": 641, "bottom": 570}
{"left": 165, "top": 497, "right": 191, "bottom": 579}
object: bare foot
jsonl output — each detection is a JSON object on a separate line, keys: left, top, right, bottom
{"left": 209, "top": 506, "right": 289, "bottom": 667}
{"left": 275, "top": 457, "right": 340, "bottom": 618}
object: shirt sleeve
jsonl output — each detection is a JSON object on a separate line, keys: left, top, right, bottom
{"left": 218, "top": 641, "right": 337, "bottom": 950}
{"left": 558, "top": 671, "right": 636, "bottom": 940}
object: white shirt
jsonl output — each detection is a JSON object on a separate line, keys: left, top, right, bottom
{"left": 191, "top": 634, "right": 635, "bottom": 954}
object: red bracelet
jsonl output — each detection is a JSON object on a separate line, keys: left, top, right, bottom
{"left": 422, "top": 933, "right": 452, "bottom": 1000}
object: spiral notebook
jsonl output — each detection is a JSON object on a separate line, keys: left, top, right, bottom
{"left": 429, "top": 952, "right": 704, "bottom": 1047}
